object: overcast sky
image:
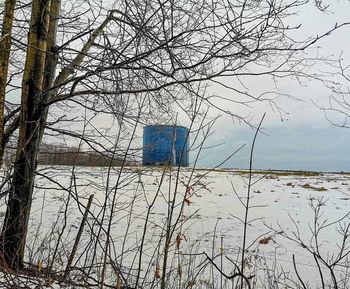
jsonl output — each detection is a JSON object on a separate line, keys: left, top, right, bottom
{"left": 195, "top": 1, "right": 350, "bottom": 172}
{"left": 8, "top": 1, "right": 350, "bottom": 172}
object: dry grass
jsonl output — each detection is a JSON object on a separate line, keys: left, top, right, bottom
{"left": 301, "top": 183, "right": 328, "bottom": 191}
{"left": 234, "top": 169, "right": 321, "bottom": 177}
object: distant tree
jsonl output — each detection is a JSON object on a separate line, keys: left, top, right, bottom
{"left": 38, "top": 143, "right": 131, "bottom": 166}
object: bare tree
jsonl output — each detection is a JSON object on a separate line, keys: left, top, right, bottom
{"left": 0, "top": 0, "right": 349, "bottom": 273}
{"left": 318, "top": 57, "right": 350, "bottom": 128}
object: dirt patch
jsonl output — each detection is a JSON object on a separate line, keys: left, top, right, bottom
{"left": 301, "top": 183, "right": 327, "bottom": 191}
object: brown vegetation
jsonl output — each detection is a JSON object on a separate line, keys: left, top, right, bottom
{"left": 38, "top": 144, "right": 134, "bottom": 167}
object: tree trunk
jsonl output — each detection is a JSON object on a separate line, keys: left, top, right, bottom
{"left": 39, "top": 0, "right": 61, "bottom": 140}
{"left": 0, "top": 0, "right": 51, "bottom": 270}
{"left": 0, "top": 8, "right": 111, "bottom": 153}
{"left": 0, "top": 0, "right": 17, "bottom": 166}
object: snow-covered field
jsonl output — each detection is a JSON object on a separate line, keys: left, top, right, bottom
{"left": 1, "top": 166, "right": 349, "bottom": 288}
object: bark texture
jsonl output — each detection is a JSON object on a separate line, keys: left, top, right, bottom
{"left": 0, "top": 0, "right": 51, "bottom": 269}
{"left": 0, "top": 0, "right": 17, "bottom": 165}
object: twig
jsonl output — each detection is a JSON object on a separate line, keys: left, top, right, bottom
{"left": 65, "top": 194, "right": 94, "bottom": 276}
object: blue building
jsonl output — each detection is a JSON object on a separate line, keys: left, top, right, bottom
{"left": 143, "top": 125, "right": 189, "bottom": 166}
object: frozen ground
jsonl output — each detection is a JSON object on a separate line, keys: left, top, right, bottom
{"left": 0, "top": 166, "right": 349, "bottom": 288}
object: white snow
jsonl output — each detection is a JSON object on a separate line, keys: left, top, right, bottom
{"left": 1, "top": 166, "right": 349, "bottom": 288}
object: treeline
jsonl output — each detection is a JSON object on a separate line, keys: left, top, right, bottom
{"left": 38, "top": 144, "right": 136, "bottom": 167}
